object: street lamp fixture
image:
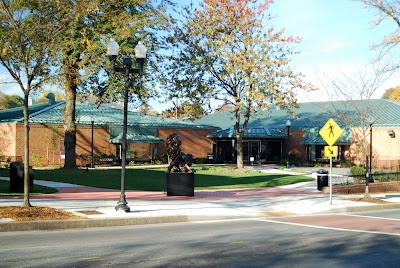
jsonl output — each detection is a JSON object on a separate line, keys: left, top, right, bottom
{"left": 90, "top": 115, "right": 95, "bottom": 168}
{"left": 286, "top": 120, "right": 291, "bottom": 169}
{"left": 107, "top": 38, "right": 147, "bottom": 213}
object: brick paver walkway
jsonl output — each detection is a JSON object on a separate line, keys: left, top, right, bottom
{"left": 1, "top": 186, "right": 319, "bottom": 201}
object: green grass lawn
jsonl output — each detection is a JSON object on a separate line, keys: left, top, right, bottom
{"left": 0, "top": 165, "right": 313, "bottom": 191}
{"left": 0, "top": 180, "right": 58, "bottom": 196}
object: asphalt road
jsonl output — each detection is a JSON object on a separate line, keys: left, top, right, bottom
{"left": 1, "top": 210, "right": 400, "bottom": 268}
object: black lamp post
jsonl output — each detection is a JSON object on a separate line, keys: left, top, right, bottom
{"left": 369, "top": 116, "right": 375, "bottom": 174}
{"left": 286, "top": 120, "right": 291, "bottom": 169}
{"left": 90, "top": 115, "right": 95, "bottom": 168}
{"left": 107, "top": 38, "right": 147, "bottom": 212}
{"left": 365, "top": 116, "right": 375, "bottom": 193}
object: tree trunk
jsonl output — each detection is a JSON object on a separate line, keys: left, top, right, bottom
{"left": 22, "top": 93, "right": 31, "bottom": 207}
{"left": 236, "top": 134, "right": 243, "bottom": 169}
{"left": 63, "top": 68, "right": 77, "bottom": 169}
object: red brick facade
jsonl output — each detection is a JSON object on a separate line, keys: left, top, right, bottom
{"left": 11, "top": 124, "right": 114, "bottom": 167}
{"left": 287, "top": 129, "right": 307, "bottom": 161}
{"left": 0, "top": 123, "right": 216, "bottom": 167}
{"left": 1, "top": 121, "right": 398, "bottom": 169}
{"left": 158, "top": 128, "right": 216, "bottom": 158}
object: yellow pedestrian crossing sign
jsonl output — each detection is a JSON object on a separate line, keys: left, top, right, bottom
{"left": 324, "top": 146, "right": 338, "bottom": 157}
{"left": 319, "top": 118, "right": 343, "bottom": 146}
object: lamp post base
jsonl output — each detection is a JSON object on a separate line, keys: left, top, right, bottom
{"left": 115, "top": 198, "right": 130, "bottom": 212}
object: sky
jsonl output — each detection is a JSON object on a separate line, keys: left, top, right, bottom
{"left": 0, "top": 0, "right": 398, "bottom": 110}
{"left": 269, "top": 0, "right": 399, "bottom": 102}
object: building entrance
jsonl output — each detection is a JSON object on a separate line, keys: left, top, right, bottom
{"left": 243, "top": 140, "right": 261, "bottom": 163}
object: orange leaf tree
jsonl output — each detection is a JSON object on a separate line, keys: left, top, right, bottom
{"left": 160, "top": 0, "right": 315, "bottom": 168}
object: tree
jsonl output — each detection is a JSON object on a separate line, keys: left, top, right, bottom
{"left": 49, "top": 0, "right": 171, "bottom": 169}
{"left": 320, "top": 60, "right": 397, "bottom": 196}
{"left": 162, "top": 101, "right": 206, "bottom": 119}
{"left": 0, "top": 0, "right": 68, "bottom": 206}
{"left": 160, "top": 0, "right": 315, "bottom": 169}
{"left": 34, "top": 90, "right": 64, "bottom": 104}
{"left": 362, "top": 0, "right": 400, "bottom": 57}
{"left": 0, "top": 93, "right": 23, "bottom": 109}
{"left": 137, "top": 104, "right": 159, "bottom": 115}
{"left": 382, "top": 85, "right": 400, "bottom": 101}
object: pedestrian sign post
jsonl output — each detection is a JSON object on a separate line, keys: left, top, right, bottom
{"left": 319, "top": 118, "right": 343, "bottom": 205}
{"left": 319, "top": 118, "right": 343, "bottom": 146}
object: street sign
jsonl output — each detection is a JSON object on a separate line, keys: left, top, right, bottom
{"left": 319, "top": 118, "right": 343, "bottom": 146}
{"left": 324, "top": 146, "right": 338, "bottom": 157}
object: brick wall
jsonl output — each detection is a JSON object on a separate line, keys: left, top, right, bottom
{"left": 323, "top": 181, "right": 400, "bottom": 194}
{"left": 76, "top": 125, "right": 114, "bottom": 156}
{"left": 7, "top": 123, "right": 216, "bottom": 167}
{"left": 12, "top": 124, "right": 113, "bottom": 167}
{"left": 158, "top": 128, "right": 217, "bottom": 158}
{"left": 12, "top": 121, "right": 398, "bottom": 169}
{"left": 371, "top": 128, "right": 400, "bottom": 169}
{"left": 0, "top": 123, "right": 17, "bottom": 158}
{"left": 350, "top": 127, "right": 400, "bottom": 170}
{"left": 287, "top": 129, "right": 307, "bottom": 162}
{"left": 28, "top": 124, "right": 63, "bottom": 167}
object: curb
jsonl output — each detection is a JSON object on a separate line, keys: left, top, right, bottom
{"left": 0, "top": 215, "right": 189, "bottom": 232}
{"left": 3, "top": 203, "right": 400, "bottom": 232}
{"left": 338, "top": 203, "right": 400, "bottom": 213}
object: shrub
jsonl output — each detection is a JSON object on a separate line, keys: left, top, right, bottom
{"left": 76, "top": 154, "right": 90, "bottom": 161}
{"left": 314, "top": 162, "right": 323, "bottom": 168}
{"left": 195, "top": 158, "right": 207, "bottom": 164}
{"left": 159, "top": 153, "right": 168, "bottom": 163}
{"left": 31, "top": 154, "right": 43, "bottom": 166}
{"left": 350, "top": 165, "right": 366, "bottom": 176}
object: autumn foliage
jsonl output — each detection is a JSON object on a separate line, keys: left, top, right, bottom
{"left": 160, "top": 0, "right": 316, "bottom": 168}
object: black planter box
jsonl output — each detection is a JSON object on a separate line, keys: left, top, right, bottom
{"left": 166, "top": 172, "right": 194, "bottom": 196}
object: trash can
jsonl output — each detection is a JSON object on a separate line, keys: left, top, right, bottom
{"left": 317, "top": 169, "right": 328, "bottom": 191}
{"left": 9, "top": 162, "right": 34, "bottom": 193}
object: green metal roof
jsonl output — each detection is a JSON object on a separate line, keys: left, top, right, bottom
{"left": 0, "top": 100, "right": 64, "bottom": 123}
{"left": 195, "top": 99, "right": 400, "bottom": 130}
{"left": 298, "top": 127, "right": 351, "bottom": 145}
{"left": 208, "top": 126, "right": 287, "bottom": 139}
{"left": 20, "top": 102, "right": 214, "bottom": 129}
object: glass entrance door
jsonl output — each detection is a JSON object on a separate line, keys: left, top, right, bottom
{"left": 243, "top": 140, "right": 261, "bottom": 163}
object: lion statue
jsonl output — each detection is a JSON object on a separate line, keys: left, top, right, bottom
{"left": 166, "top": 133, "right": 194, "bottom": 173}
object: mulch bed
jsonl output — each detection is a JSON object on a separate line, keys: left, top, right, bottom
{"left": 346, "top": 197, "right": 394, "bottom": 204}
{"left": 0, "top": 206, "right": 86, "bottom": 221}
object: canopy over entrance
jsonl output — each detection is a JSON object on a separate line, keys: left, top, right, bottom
{"left": 109, "top": 133, "right": 164, "bottom": 144}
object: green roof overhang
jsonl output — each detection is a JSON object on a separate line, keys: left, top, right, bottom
{"left": 298, "top": 136, "right": 350, "bottom": 145}
{"left": 110, "top": 133, "right": 164, "bottom": 144}
{"left": 207, "top": 127, "right": 287, "bottom": 139}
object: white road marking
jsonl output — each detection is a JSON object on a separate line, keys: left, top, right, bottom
{"left": 254, "top": 217, "right": 400, "bottom": 237}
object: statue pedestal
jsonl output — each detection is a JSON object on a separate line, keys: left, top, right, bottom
{"left": 166, "top": 172, "right": 194, "bottom": 196}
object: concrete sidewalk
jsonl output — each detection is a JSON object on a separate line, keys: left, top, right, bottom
{"left": 1, "top": 166, "right": 400, "bottom": 232}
